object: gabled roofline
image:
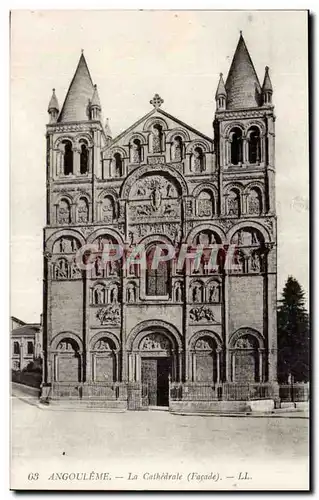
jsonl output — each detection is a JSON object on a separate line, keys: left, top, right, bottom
{"left": 103, "top": 107, "right": 213, "bottom": 151}
{"left": 11, "top": 316, "right": 26, "bottom": 326}
{"left": 158, "top": 108, "right": 214, "bottom": 144}
{"left": 103, "top": 109, "right": 156, "bottom": 150}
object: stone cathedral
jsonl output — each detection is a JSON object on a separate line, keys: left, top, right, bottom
{"left": 42, "top": 34, "right": 278, "bottom": 410}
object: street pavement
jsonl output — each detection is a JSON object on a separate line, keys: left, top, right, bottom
{"left": 10, "top": 393, "right": 309, "bottom": 490}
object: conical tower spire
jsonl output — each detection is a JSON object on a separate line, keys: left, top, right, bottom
{"left": 262, "top": 66, "right": 273, "bottom": 105}
{"left": 225, "top": 33, "right": 261, "bottom": 109}
{"left": 48, "top": 88, "right": 59, "bottom": 123}
{"left": 58, "top": 51, "right": 94, "bottom": 122}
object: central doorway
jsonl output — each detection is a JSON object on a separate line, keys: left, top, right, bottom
{"left": 141, "top": 357, "right": 171, "bottom": 406}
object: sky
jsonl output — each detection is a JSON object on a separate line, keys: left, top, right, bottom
{"left": 10, "top": 10, "right": 309, "bottom": 323}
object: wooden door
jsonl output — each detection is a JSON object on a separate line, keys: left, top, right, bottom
{"left": 157, "top": 358, "right": 170, "bottom": 406}
{"left": 141, "top": 358, "right": 157, "bottom": 406}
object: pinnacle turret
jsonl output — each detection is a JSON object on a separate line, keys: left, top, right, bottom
{"left": 48, "top": 88, "right": 59, "bottom": 123}
{"left": 90, "top": 84, "right": 102, "bottom": 119}
{"left": 262, "top": 66, "right": 273, "bottom": 105}
{"left": 215, "top": 73, "right": 226, "bottom": 110}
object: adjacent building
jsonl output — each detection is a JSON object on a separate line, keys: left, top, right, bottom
{"left": 11, "top": 317, "right": 42, "bottom": 371}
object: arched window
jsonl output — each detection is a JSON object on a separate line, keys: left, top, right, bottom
{"left": 101, "top": 196, "right": 115, "bottom": 222}
{"left": 113, "top": 153, "right": 123, "bottom": 177}
{"left": 63, "top": 140, "right": 73, "bottom": 175}
{"left": 229, "top": 128, "right": 243, "bottom": 165}
{"left": 191, "top": 282, "right": 204, "bottom": 302}
{"left": 247, "top": 188, "right": 262, "bottom": 215}
{"left": 27, "top": 341, "right": 34, "bottom": 355}
{"left": 127, "top": 283, "right": 137, "bottom": 303}
{"left": 131, "top": 139, "right": 142, "bottom": 163}
{"left": 109, "top": 284, "right": 119, "bottom": 303}
{"left": 174, "top": 282, "right": 183, "bottom": 302}
{"left": 231, "top": 227, "right": 263, "bottom": 246}
{"left": 13, "top": 342, "right": 20, "bottom": 355}
{"left": 230, "top": 228, "right": 265, "bottom": 274}
{"left": 227, "top": 189, "right": 241, "bottom": 217}
{"left": 192, "top": 147, "right": 205, "bottom": 172}
{"left": 80, "top": 141, "right": 89, "bottom": 174}
{"left": 207, "top": 281, "right": 220, "bottom": 303}
{"left": 93, "top": 284, "right": 106, "bottom": 305}
{"left": 197, "top": 190, "right": 215, "bottom": 217}
{"left": 57, "top": 198, "right": 71, "bottom": 224}
{"left": 146, "top": 245, "right": 169, "bottom": 296}
{"left": 152, "top": 124, "right": 163, "bottom": 153}
{"left": 248, "top": 127, "right": 261, "bottom": 164}
{"left": 172, "top": 136, "right": 183, "bottom": 161}
{"left": 77, "top": 197, "right": 89, "bottom": 223}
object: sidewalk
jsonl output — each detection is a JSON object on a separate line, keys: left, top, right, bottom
{"left": 170, "top": 409, "right": 309, "bottom": 419}
{"left": 11, "top": 382, "right": 309, "bottom": 418}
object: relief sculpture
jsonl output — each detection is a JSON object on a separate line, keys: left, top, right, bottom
{"left": 189, "top": 306, "right": 215, "bottom": 322}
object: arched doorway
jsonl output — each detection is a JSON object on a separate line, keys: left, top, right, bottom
{"left": 139, "top": 333, "right": 172, "bottom": 406}
{"left": 127, "top": 322, "right": 182, "bottom": 407}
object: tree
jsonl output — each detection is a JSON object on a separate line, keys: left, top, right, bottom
{"left": 277, "top": 276, "right": 309, "bottom": 383}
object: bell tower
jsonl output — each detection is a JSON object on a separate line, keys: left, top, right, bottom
{"left": 43, "top": 51, "right": 107, "bottom": 385}
{"left": 213, "top": 33, "right": 278, "bottom": 387}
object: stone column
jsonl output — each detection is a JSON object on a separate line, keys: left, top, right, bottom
{"left": 135, "top": 353, "right": 140, "bottom": 382}
{"left": 73, "top": 148, "right": 80, "bottom": 176}
{"left": 243, "top": 137, "right": 249, "bottom": 165}
{"left": 91, "top": 355, "right": 96, "bottom": 382}
{"left": 216, "top": 349, "right": 221, "bottom": 383}
{"left": 184, "top": 272, "right": 190, "bottom": 381}
{"left": 259, "top": 349, "right": 264, "bottom": 382}
{"left": 223, "top": 272, "right": 229, "bottom": 381}
{"left": 192, "top": 353, "right": 196, "bottom": 382}
{"left": 261, "top": 135, "right": 265, "bottom": 164}
{"left": 267, "top": 270, "right": 278, "bottom": 383}
{"left": 71, "top": 203, "right": 77, "bottom": 224}
{"left": 54, "top": 354, "right": 58, "bottom": 382}
{"left": 178, "top": 352, "right": 182, "bottom": 382}
{"left": 242, "top": 193, "right": 248, "bottom": 216}
{"left": 121, "top": 301, "right": 128, "bottom": 383}
{"left": 128, "top": 353, "right": 133, "bottom": 382}
{"left": 225, "top": 139, "right": 229, "bottom": 166}
{"left": 45, "top": 253, "right": 53, "bottom": 384}
{"left": 187, "top": 352, "right": 191, "bottom": 380}
{"left": 231, "top": 351, "right": 236, "bottom": 382}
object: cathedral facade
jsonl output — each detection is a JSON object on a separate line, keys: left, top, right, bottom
{"left": 42, "top": 34, "right": 278, "bottom": 410}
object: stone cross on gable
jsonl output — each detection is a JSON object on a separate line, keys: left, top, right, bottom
{"left": 150, "top": 94, "right": 164, "bottom": 109}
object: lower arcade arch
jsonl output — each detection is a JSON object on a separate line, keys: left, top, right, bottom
{"left": 229, "top": 328, "right": 265, "bottom": 383}
{"left": 51, "top": 334, "right": 82, "bottom": 383}
{"left": 188, "top": 331, "right": 222, "bottom": 383}
{"left": 90, "top": 334, "right": 119, "bottom": 382}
